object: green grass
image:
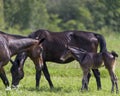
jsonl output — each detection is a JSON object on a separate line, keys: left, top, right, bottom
{"left": 0, "top": 33, "right": 120, "bottom": 96}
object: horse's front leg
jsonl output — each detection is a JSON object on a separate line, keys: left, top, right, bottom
{"left": 92, "top": 69, "right": 101, "bottom": 90}
{"left": 42, "top": 63, "right": 54, "bottom": 89}
{"left": 0, "top": 67, "right": 9, "bottom": 87}
{"left": 85, "top": 72, "right": 91, "bottom": 89}
{"left": 35, "top": 68, "right": 42, "bottom": 89}
{"left": 114, "top": 75, "right": 119, "bottom": 94}
{"left": 81, "top": 70, "right": 89, "bottom": 91}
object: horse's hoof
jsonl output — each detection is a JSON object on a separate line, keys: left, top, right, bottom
{"left": 36, "top": 86, "right": 39, "bottom": 90}
{"left": 97, "top": 87, "right": 102, "bottom": 90}
{"left": 11, "top": 85, "right": 19, "bottom": 89}
{"left": 6, "top": 87, "right": 11, "bottom": 91}
{"left": 81, "top": 88, "right": 83, "bottom": 91}
{"left": 50, "top": 86, "right": 54, "bottom": 89}
{"left": 116, "top": 90, "right": 119, "bottom": 94}
{"left": 81, "top": 88, "right": 85, "bottom": 92}
{"left": 111, "top": 90, "right": 114, "bottom": 93}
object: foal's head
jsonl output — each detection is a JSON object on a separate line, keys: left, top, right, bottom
{"left": 10, "top": 38, "right": 45, "bottom": 88}
{"left": 60, "top": 44, "right": 86, "bottom": 62}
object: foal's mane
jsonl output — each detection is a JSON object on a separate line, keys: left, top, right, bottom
{"left": 68, "top": 45, "right": 87, "bottom": 53}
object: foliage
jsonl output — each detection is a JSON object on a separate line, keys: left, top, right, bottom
{"left": 0, "top": 0, "right": 4, "bottom": 29}
{"left": 29, "top": 0, "right": 49, "bottom": 30}
{"left": 0, "top": 0, "right": 120, "bottom": 33}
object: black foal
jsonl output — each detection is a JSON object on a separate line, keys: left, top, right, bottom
{"left": 61, "top": 45, "right": 118, "bottom": 93}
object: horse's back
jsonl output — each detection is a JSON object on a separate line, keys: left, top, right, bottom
{"left": 29, "top": 30, "right": 99, "bottom": 63}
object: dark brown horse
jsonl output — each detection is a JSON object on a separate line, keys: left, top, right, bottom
{"left": 0, "top": 31, "right": 44, "bottom": 88}
{"left": 60, "top": 45, "right": 118, "bottom": 93}
{"left": 11, "top": 29, "right": 107, "bottom": 89}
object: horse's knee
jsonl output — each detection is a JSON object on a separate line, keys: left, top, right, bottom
{"left": 35, "top": 65, "right": 43, "bottom": 72}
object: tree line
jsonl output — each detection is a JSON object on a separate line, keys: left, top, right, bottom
{"left": 0, "top": 0, "right": 120, "bottom": 34}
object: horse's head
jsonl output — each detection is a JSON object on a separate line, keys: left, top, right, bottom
{"left": 10, "top": 58, "right": 25, "bottom": 88}
{"left": 60, "top": 44, "right": 72, "bottom": 61}
{"left": 60, "top": 44, "right": 87, "bottom": 62}
{"left": 60, "top": 50, "right": 72, "bottom": 62}
{"left": 28, "top": 38, "right": 45, "bottom": 70}
{"left": 10, "top": 38, "right": 45, "bottom": 88}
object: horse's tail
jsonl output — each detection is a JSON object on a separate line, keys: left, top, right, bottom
{"left": 111, "top": 51, "right": 118, "bottom": 58}
{"left": 94, "top": 33, "right": 107, "bottom": 52}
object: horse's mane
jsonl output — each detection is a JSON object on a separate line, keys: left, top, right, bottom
{"left": 0, "top": 31, "right": 27, "bottom": 39}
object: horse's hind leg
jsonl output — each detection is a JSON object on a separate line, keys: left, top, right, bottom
{"left": 92, "top": 69, "right": 101, "bottom": 90}
{"left": 108, "top": 69, "right": 118, "bottom": 93}
{"left": 112, "top": 74, "right": 118, "bottom": 93}
{"left": 115, "top": 75, "right": 119, "bottom": 94}
{"left": 0, "top": 67, "right": 9, "bottom": 87}
{"left": 42, "top": 63, "right": 54, "bottom": 89}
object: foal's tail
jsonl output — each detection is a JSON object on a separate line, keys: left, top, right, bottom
{"left": 111, "top": 51, "right": 118, "bottom": 58}
{"left": 94, "top": 33, "right": 107, "bottom": 52}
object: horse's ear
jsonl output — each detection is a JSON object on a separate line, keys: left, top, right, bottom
{"left": 39, "top": 38, "right": 45, "bottom": 44}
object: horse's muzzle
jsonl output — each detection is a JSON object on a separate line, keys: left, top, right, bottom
{"left": 60, "top": 57, "right": 65, "bottom": 61}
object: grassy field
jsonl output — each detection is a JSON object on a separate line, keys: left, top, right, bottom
{"left": 0, "top": 33, "right": 120, "bottom": 96}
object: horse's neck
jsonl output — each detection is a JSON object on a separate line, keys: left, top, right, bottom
{"left": 8, "top": 38, "right": 37, "bottom": 56}
{"left": 15, "top": 52, "right": 28, "bottom": 67}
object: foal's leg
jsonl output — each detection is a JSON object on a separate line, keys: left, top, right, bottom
{"left": 108, "top": 69, "right": 118, "bottom": 93}
{"left": 84, "top": 72, "right": 91, "bottom": 89}
{"left": 0, "top": 67, "right": 9, "bottom": 87}
{"left": 42, "top": 63, "right": 54, "bottom": 89}
{"left": 92, "top": 69, "right": 101, "bottom": 90}
{"left": 81, "top": 70, "right": 89, "bottom": 91}
{"left": 115, "top": 75, "right": 119, "bottom": 94}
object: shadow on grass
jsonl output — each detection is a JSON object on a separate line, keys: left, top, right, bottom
{"left": 22, "top": 86, "right": 75, "bottom": 93}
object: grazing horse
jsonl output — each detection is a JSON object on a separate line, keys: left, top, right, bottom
{"left": 11, "top": 29, "right": 107, "bottom": 89}
{"left": 60, "top": 45, "right": 118, "bottom": 93}
{"left": 0, "top": 31, "right": 44, "bottom": 88}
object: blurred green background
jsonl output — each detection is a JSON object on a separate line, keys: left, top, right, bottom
{"left": 0, "top": 0, "right": 120, "bottom": 34}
